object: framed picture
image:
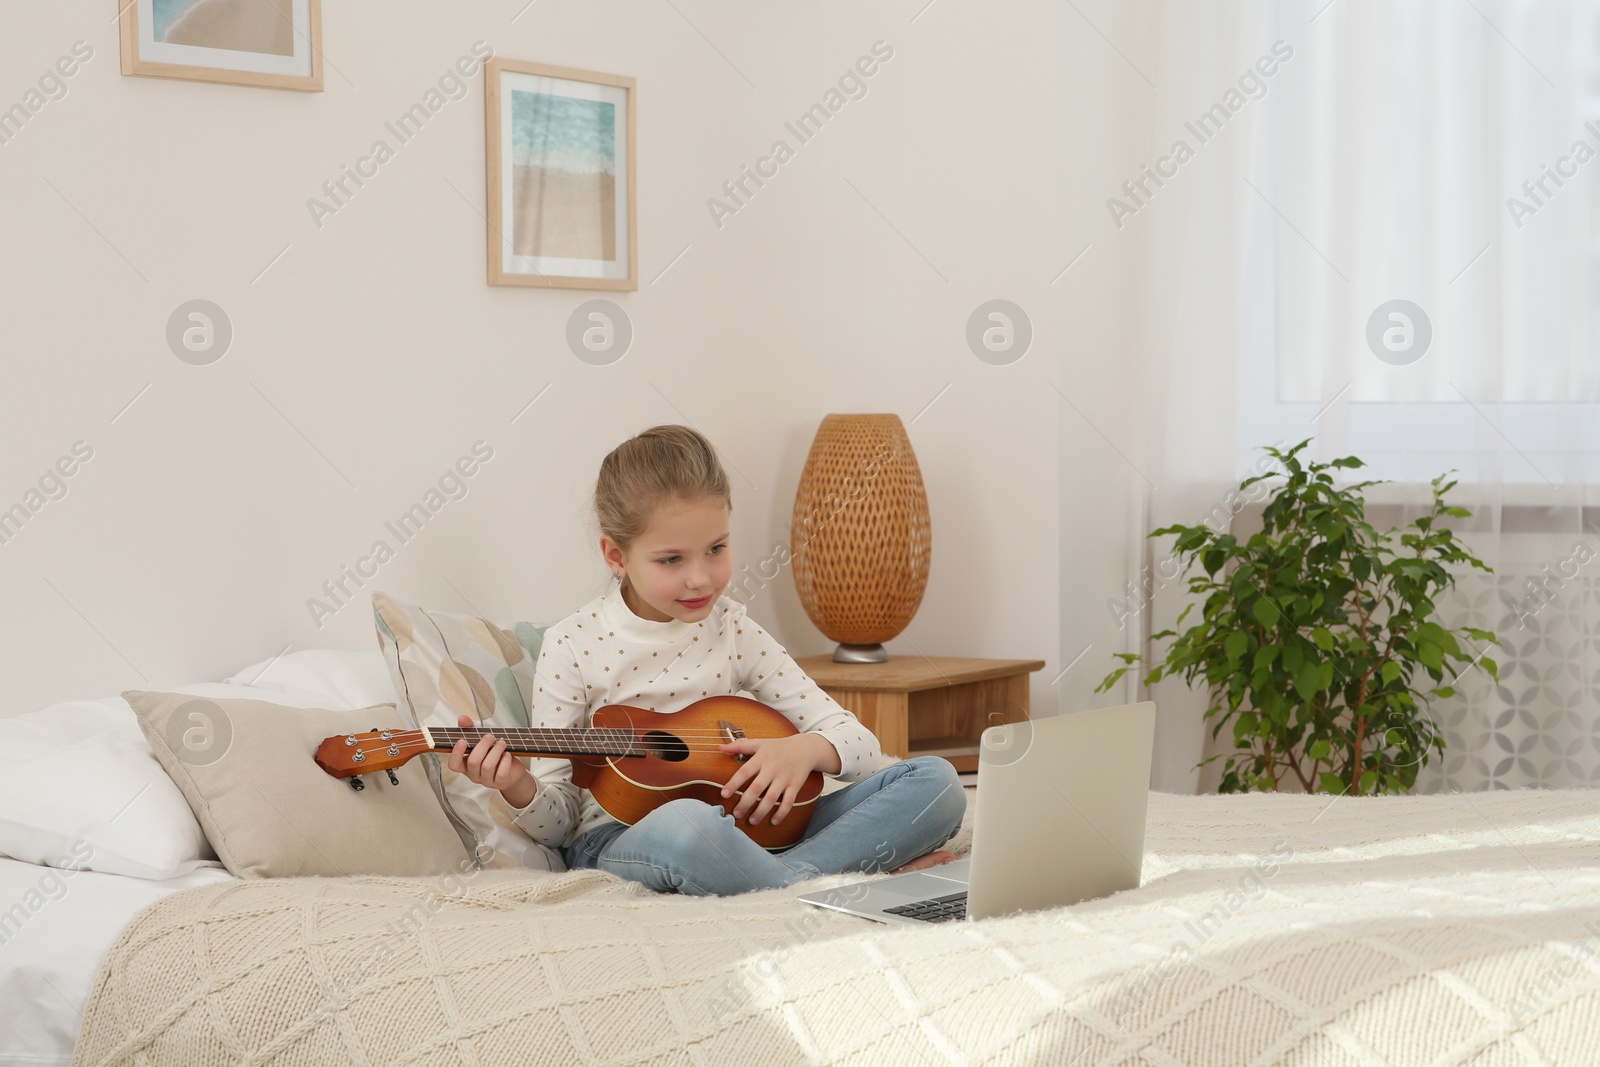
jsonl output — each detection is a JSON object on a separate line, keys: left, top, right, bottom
{"left": 118, "top": 0, "right": 323, "bottom": 92}
{"left": 485, "top": 58, "right": 636, "bottom": 291}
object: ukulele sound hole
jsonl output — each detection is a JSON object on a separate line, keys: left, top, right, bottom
{"left": 641, "top": 730, "right": 690, "bottom": 762}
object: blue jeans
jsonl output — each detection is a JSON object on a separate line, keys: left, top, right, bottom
{"left": 563, "top": 756, "right": 966, "bottom": 896}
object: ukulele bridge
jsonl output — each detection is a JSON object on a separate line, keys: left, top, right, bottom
{"left": 719, "top": 720, "right": 748, "bottom": 761}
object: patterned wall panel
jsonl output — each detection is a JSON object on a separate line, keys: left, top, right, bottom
{"left": 1414, "top": 574, "right": 1600, "bottom": 793}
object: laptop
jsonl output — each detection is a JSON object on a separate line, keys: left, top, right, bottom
{"left": 797, "top": 701, "right": 1156, "bottom": 925}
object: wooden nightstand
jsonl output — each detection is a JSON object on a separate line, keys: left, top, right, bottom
{"left": 795, "top": 656, "right": 1046, "bottom": 772}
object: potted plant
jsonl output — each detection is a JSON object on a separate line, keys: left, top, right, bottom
{"left": 1097, "top": 440, "right": 1499, "bottom": 795}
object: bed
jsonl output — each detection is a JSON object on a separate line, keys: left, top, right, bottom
{"left": 0, "top": 857, "right": 231, "bottom": 1067}
{"left": 5, "top": 653, "right": 1599, "bottom": 1066}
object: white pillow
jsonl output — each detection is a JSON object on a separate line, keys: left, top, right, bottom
{"left": 0, "top": 682, "right": 331, "bottom": 881}
{"left": 224, "top": 649, "right": 395, "bottom": 710}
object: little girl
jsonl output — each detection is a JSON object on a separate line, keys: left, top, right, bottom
{"left": 447, "top": 424, "right": 965, "bottom": 896}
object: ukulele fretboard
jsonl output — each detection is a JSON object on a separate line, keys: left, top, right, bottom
{"left": 425, "top": 727, "right": 646, "bottom": 759}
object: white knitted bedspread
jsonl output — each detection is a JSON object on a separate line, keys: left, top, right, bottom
{"left": 70, "top": 788, "right": 1600, "bottom": 1067}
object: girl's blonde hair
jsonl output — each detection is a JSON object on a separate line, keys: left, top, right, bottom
{"left": 596, "top": 425, "right": 732, "bottom": 579}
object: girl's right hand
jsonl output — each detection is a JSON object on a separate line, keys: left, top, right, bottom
{"left": 446, "top": 714, "right": 537, "bottom": 809}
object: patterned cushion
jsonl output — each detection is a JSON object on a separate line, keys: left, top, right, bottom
{"left": 372, "top": 591, "right": 564, "bottom": 872}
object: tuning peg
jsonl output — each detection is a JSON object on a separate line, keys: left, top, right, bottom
{"left": 386, "top": 769, "right": 399, "bottom": 785}
{"left": 348, "top": 776, "right": 365, "bottom": 791}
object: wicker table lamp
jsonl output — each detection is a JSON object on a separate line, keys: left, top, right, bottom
{"left": 789, "top": 414, "right": 931, "bottom": 663}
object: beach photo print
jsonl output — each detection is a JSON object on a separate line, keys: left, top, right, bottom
{"left": 118, "top": 0, "right": 323, "bottom": 92}
{"left": 485, "top": 58, "right": 636, "bottom": 290}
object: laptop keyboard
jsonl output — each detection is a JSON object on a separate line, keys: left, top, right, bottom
{"left": 883, "top": 891, "right": 968, "bottom": 923}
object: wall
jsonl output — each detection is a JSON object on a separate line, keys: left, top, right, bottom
{"left": 1053, "top": 0, "right": 1151, "bottom": 730}
{"left": 0, "top": 1, "right": 1127, "bottom": 728}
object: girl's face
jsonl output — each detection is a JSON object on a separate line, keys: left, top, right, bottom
{"left": 602, "top": 496, "right": 733, "bottom": 624}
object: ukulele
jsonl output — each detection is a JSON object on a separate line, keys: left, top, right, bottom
{"left": 313, "top": 695, "right": 825, "bottom": 850}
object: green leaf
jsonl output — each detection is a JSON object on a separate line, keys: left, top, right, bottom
{"left": 1417, "top": 641, "right": 1443, "bottom": 670}
{"left": 1293, "top": 662, "right": 1320, "bottom": 702}
{"left": 1358, "top": 770, "right": 1378, "bottom": 793}
{"left": 1224, "top": 631, "right": 1249, "bottom": 664}
{"left": 1415, "top": 622, "right": 1447, "bottom": 646}
{"left": 1307, "top": 738, "right": 1331, "bottom": 762}
{"left": 1252, "top": 598, "right": 1278, "bottom": 629}
{"left": 1380, "top": 660, "right": 1400, "bottom": 686}
{"left": 1318, "top": 772, "right": 1346, "bottom": 794}
{"left": 1312, "top": 627, "right": 1334, "bottom": 652}
{"left": 1094, "top": 669, "right": 1125, "bottom": 694}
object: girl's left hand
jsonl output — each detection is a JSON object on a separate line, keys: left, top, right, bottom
{"left": 718, "top": 734, "right": 836, "bottom": 826}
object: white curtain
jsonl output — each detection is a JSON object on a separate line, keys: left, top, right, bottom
{"left": 1126, "top": 0, "right": 1600, "bottom": 793}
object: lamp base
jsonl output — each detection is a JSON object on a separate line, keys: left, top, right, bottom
{"left": 831, "top": 642, "right": 888, "bottom": 664}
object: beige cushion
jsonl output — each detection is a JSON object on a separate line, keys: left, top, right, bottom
{"left": 124, "top": 690, "right": 473, "bottom": 879}
{"left": 372, "top": 591, "right": 563, "bottom": 872}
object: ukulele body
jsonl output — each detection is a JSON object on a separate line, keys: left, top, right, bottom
{"left": 570, "top": 696, "right": 825, "bottom": 851}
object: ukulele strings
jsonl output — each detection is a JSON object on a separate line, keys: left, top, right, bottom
{"left": 412, "top": 736, "right": 760, "bottom": 750}
{"left": 424, "top": 731, "right": 763, "bottom": 742}
{"left": 380, "top": 733, "right": 763, "bottom": 756}
{"left": 421, "top": 729, "right": 771, "bottom": 742}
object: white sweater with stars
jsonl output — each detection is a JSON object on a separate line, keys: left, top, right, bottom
{"left": 506, "top": 581, "right": 882, "bottom": 849}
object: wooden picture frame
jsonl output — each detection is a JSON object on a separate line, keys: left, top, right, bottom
{"left": 485, "top": 58, "right": 637, "bottom": 291}
{"left": 118, "top": 0, "right": 323, "bottom": 93}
